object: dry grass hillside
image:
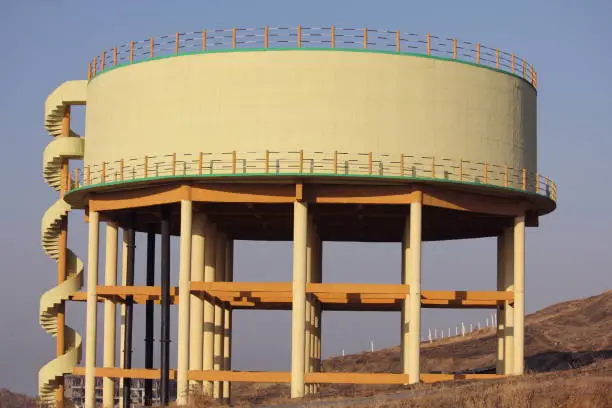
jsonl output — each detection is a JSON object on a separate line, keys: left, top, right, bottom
{"left": 0, "top": 389, "right": 37, "bottom": 408}
{"left": 231, "top": 290, "right": 612, "bottom": 406}
{"left": 2, "top": 291, "right": 610, "bottom": 407}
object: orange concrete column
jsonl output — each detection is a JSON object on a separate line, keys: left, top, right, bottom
{"left": 202, "top": 224, "right": 217, "bottom": 395}
{"left": 189, "top": 213, "right": 207, "bottom": 390}
{"left": 407, "top": 198, "right": 422, "bottom": 384}
{"left": 513, "top": 215, "right": 526, "bottom": 375}
{"left": 177, "top": 200, "right": 193, "bottom": 404}
{"left": 503, "top": 227, "right": 515, "bottom": 375}
{"left": 222, "top": 239, "right": 234, "bottom": 403}
{"left": 213, "top": 233, "right": 226, "bottom": 399}
{"left": 84, "top": 210, "right": 100, "bottom": 408}
{"left": 102, "top": 222, "right": 118, "bottom": 408}
{"left": 291, "top": 200, "right": 308, "bottom": 398}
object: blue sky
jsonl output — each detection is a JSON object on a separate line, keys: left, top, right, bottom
{"left": 1, "top": 0, "right": 611, "bottom": 395}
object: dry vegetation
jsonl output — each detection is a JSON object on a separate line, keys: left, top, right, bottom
{"left": 3, "top": 291, "right": 611, "bottom": 407}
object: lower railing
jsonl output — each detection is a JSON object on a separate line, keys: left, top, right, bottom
{"left": 67, "top": 151, "right": 557, "bottom": 201}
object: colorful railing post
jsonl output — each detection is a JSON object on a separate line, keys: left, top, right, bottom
{"left": 363, "top": 27, "right": 368, "bottom": 49}
{"left": 232, "top": 28, "right": 237, "bottom": 49}
{"left": 426, "top": 33, "right": 431, "bottom": 55}
{"left": 330, "top": 26, "right": 335, "bottom": 48}
{"left": 495, "top": 49, "right": 500, "bottom": 69}
{"left": 198, "top": 152, "right": 203, "bottom": 175}
{"left": 113, "top": 47, "right": 117, "bottom": 66}
{"left": 400, "top": 154, "right": 405, "bottom": 176}
{"left": 130, "top": 41, "right": 134, "bottom": 63}
{"left": 521, "top": 168, "right": 527, "bottom": 190}
{"left": 368, "top": 152, "right": 373, "bottom": 175}
{"left": 459, "top": 159, "right": 463, "bottom": 181}
{"left": 431, "top": 157, "right": 436, "bottom": 178}
{"left": 144, "top": 156, "right": 149, "bottom": 178}
{"left": 396, "top": 30, "right": 401, "bottom": 52}
{"left": 202, "top": 30, "right": 207, "bottom": 50}
{"left": 101, "top": 51, "right": 106, "bottom": 71}
{"left": 476, "top": 43, "right": 481, "bottom": 64}
{"left": 333, "top": 150, "right": 338, "bottom": 174}
{"left": 120, "top": 159, "right": 124, "bottom": 181}
{"left": 150, "top": 37, "right": 155, "bottom": 58}
{"left": 172, "top": 153, "right": 176, "bottom": 176}
{"left": 264, "top": 26, "right": 269, "bottom": 48}
{"left": 102, "top": 162, "right": 106, "bottom": 183}
{"left": 453, "top": 39, "right": 457, "bottom": 59}
{"left": 504, "top": 165, "right": 509, "bottom": 188}
{"left": 232, "top": 151, "right": 237, "bottom": 174}
{"left": 86, "top": 166, "right": 91, "bottom": 185}
{"left": 175, "top": 32, "right": 180, "bottom": 55}
{"left": 297, "top": 25, "right": 302, "bottom": 48}
{"left": 511, "top": 53, "right": 515, "bottom": 73}
{"left": 299, "top": 150, "right": 304, "bottom": 173}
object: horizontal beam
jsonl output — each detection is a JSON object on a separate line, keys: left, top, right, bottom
{"left": 188, "top": 370, "right": 290, "bottom": 383}
{"left": 69, "top": 285, "right": 512, "bottom": 309}
{"left": 71, "top": 367, "right": 504, "bottom": 384}
{"left": 72, "top": 367, "right": 176, "bottom": 380}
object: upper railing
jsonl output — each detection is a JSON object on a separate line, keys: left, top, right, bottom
{"left": 66, "top": 151, "right": 556, "bottom": 201}
{"left": 87, "top": 26, "right": 537, "bottom": 87}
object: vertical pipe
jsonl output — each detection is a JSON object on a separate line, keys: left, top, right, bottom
{"left": 56, "top": 105, "right": 70, "bottom": 408}
{"left": 223, "top": 240, "right": 234, "bottom": 403}
{"left": 118, "top": 231, "right": 128, "bottom": 407}
{"left": 177, "top": 200, "right": 193, "bottom": 404}
{"left": 122, "top": 224, "right": 135, "bottom": 408}
{"left": 203, "top": 224, "right": 217, "bottom": 395}
{"left": 304, "top": 225, "right": 313, "bottom": 395}
{"left": 496, "top": 233, "right": 505, "bottom": 375}
{"left": 408, "top": 196, "right": 422, "bottom": 384}
{"left": 513, "top": 216, "right": 525, "bottom": 375}
{"left": 213, "top": 234, "right": 226, "bottom": 399}
{"left": 84, "top": 211, "right": 100, "bottom": 408}
{"left": 291, "top": 201, "right": 308, "bottom": 398}
{"left": 503, "top": 227, "right": 515, "bottom": 375}
{"left": 144, "top": 230, "right": 155, "bottom": 406}
{"left": 160, "top": 207, "right": 171, "bottom": 405}
{"left": 401, "top": 225, "right": 410, "bottom": 376}
{"left": 102, "top": 223, "right": 118, "bottom": 408}
{"left": 189, "top": 213, "right": 207, "bottom": 390}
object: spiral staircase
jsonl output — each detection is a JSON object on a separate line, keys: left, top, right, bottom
{"left": 39, "top": 80, "right": 87, "bottom": 406}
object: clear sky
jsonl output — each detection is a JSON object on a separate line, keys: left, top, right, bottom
{"left": 1, "top": 0, "right": 611, "bottom": 396}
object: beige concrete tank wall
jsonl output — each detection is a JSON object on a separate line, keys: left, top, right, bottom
{"left": 84, "top": 50, "right": 537, "bottom": 177}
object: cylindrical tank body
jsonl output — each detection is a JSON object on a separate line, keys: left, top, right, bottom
{"left": 84, "top": 50, "right": 537, "bottom": 181}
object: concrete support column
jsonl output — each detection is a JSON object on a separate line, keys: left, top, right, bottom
{"left": 503, "top": 227, "right": 515, "bottom": 375}
{"left": 102, "top": 222, "right": 118, "bottom": 408}
{"left": 223, "top": 240, "right": 234, "bottom": 403}
{"left": 513, "top": 216, "right": 526, "bottom": 375}
{"left": 189, "top": 213, "right": 207, "bottom": 390}
{"left": 213, "top": 234, "right": 226, "bottom": 399}
{"left": 202, "top": 224, "right": 217, "bottom": 396}
{"left": 406, "top": 199, "right": 422, "bottom": 384}
{"left": 177, "top": 200, "right": 193, "bottom": 404}
{"left": 84, "top": 210, "right": 100, "bottom": 408}
{"left": 291, "top": 201, "right": 308, "bottom": 398}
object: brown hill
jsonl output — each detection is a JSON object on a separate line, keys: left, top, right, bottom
{"left": 232, "top": 290, "right": 612, "bottom": 405}
{"left": 0, "top": 389, "right": 37, "bottom": 408}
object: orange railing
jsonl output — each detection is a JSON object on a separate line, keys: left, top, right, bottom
{"left": 87, "top": 26, "right": 537, "bottom": 87}
{"left": 68, "top": 151, "right": 556, "bottom": 201}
